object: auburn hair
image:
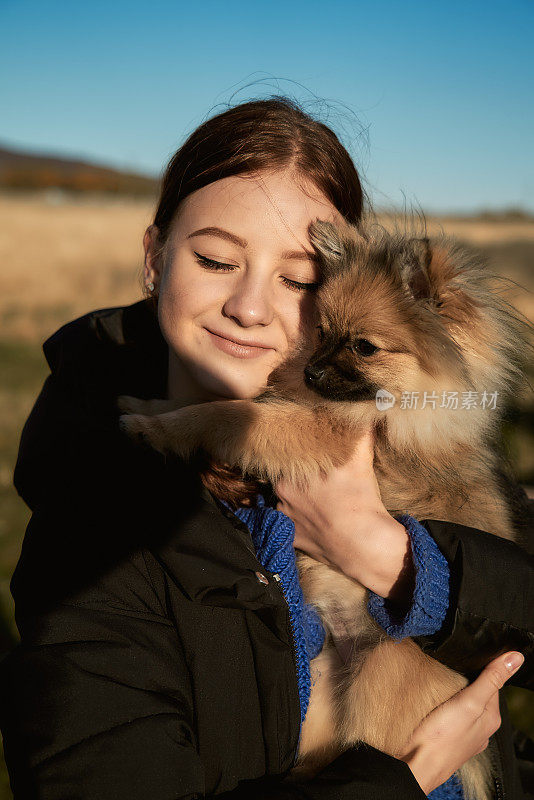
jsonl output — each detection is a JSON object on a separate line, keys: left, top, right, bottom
{"left": 143, "top": 95, "right": 366, "bottom": 506}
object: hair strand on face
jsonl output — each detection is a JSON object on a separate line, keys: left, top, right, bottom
{"left": 141, "top": 96, "right": 367, "bottom": 313}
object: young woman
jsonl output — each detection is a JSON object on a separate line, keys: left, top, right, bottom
{"left": 1, "top": 97, "right": 533, "bottom": 800}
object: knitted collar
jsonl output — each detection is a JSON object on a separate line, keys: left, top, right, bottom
{"left": 223, "top": 495, "right": 326, "bottom": 728}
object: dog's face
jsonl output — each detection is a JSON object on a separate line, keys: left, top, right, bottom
{"left": 302, "top": 219, "right": 483, "bottom": 404}
{"left": 304, "top": 328, "right": 384, "bottom": 401}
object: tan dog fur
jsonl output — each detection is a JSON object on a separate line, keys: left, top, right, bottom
{"left": 118, "top": 218, "right": 532, "bottom": 799}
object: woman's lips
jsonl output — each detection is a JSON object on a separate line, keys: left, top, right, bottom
{"left": 204, "top": 328, "right": 275, "bottom": 359}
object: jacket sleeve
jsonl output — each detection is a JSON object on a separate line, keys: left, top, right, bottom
{"left": 0, "top": 595, "right": 205, "bottom": 799}
{"left": 0, "top": 557, "right": 425, "bottom": 800}
{"left": 413, "top": 486, "right": 534, "bottom": 690}
{"left": 216, "top": 747, "right": 427, "bottom": 799}
{"left": 2, "top": 366, "right": 426, "bottom": 799}
{"left": 367, "top": 514, "right": 450, "bottom": 640}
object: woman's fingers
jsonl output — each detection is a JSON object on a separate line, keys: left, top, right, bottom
{"left": 276, "top": 424, "right": 376, "bottom": 502}
{"left": 460, "top": 651, "right": 524, "bottom": 714}
{"left": 341, "top": 426, "right": 376, "bottom": 474}
{"left": 399, "top": 650, "right": 524, "bottom": 794}
{"left": 273, "top": 422, "right": 413, "bottom": 592}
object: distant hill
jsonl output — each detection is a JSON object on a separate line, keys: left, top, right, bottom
{"left": 0, "top": 143, "right": 158, "bottom": 195}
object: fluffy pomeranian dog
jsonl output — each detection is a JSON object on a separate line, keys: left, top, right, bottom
{"left": 118, "top": 217, "right": 531, "bottom": 799}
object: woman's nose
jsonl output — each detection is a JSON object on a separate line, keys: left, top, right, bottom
{"left": 222, "top": 274, "right": 275, "bottom": 327}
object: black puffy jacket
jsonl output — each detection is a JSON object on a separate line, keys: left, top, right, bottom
{"left": 1, "top": 299, "right": 533, "bottom": 800}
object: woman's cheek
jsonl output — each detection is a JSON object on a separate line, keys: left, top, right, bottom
{"left": 157, "top": 270, "right": 208, "bottom": 337}
{"left": 283, "top": 293, "right": 318, "bottom": 350}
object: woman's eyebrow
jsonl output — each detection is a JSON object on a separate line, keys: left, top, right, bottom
{"left": 186, "top": 226, "right": 316, "bottom": 261}
{"left": 187, "top": 226, "right": 246, "bottom": 248}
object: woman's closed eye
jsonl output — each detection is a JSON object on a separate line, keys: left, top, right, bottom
{"left": 282, "top": 276, "right": 320, "bottom": 293}
{"left": 194, "top": 251, "right": 236, "bottom": 272}
{"left": 193, "top": 252, "right": 319, "bottom": 293}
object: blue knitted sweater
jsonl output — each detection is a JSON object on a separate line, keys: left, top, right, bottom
{"left": 229, "top": 496, "right": 465, "bottom": 800}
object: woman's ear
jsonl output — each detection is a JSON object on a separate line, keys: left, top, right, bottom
{"left": 143, "top": 224, "right": 164, "bottom": 289}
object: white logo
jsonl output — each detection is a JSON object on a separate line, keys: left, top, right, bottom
{"left": 398, "top": 389, "right": 499, "bottom": 410}
{"left": 375, "top": 389, "right": 396, "bottom": 411}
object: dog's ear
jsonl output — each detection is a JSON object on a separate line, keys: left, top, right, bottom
{"left": 308, "top": 220, "right": 344, "bottom": 261}
{"left": 400, "top": 237, "right": 433, "bottom": 301}
{"left": 308, "top": 219, "right": 360, "bottom": 280}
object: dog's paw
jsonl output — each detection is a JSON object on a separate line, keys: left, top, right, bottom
{"left": 116, "top": 395, "right": 150, "bottom": 415}
{"left": 118, "top": 413, "right": 170, "bottom": 454}
{"left": 117, "top": 395, "right": 183, "bottom": 416}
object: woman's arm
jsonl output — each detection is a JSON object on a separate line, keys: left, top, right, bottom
{"left": 3, "top": 545, "right": 516, "bottom": 800}
{"left": 218, "top": 646, "right": 522, "bottom": 799}
{"left": 3, "top": 365, "right": 427, "bottom": 800}
{"left": 413, "top": 510, "right": 534, "bottom": 689}
{"left": 0, "top": 597, "right": 206, "bottom": 799}
{"left": 275, "top": 433, "right": 534, "bottom": 690}
{"left": 0, "top": 524, "right": 426, "bottom": 800}
{"left": 275, "top": 431, "right": 418, "bottom": 604}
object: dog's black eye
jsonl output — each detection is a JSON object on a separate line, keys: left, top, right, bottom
{"left": 317, "top": 325, "right": 325, "bottom": 342}
{"left": 350, "top": 338, "right": 378, "bottom": 356}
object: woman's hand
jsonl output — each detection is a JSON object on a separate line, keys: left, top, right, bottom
{"left": 275, "top": 428, "right": 415, "bottom": 606}
{"left": 399, "top": 651, "right": 524, "bottom": 794}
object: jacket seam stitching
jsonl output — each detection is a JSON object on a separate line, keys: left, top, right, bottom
{"left": 457, "top": 606, "right": 533, "bottom": 636}
{"left": 140, "top": 547, "right": 168, "bottom": 616}
{"left": 32, "top": 712, "right": 188, "bottom": 768}
{"left": 56, "top": 600, "right": 173, "bottom": 622}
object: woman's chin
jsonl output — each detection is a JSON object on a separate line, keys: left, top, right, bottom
{"left": 208, "top": 379, "right": 269, "bottom": 401}
{"left": 192, "top": 367, "right": 272, "bottom": 402}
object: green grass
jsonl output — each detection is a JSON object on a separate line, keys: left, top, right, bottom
{"left": 0, "top": 333, "right": 532, "bottom": 798}
{"left": 0, "top": 339, "right": 50, "bottom": 798}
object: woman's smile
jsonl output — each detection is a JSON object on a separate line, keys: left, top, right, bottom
{"left": 204, "top": 327, "right": 276, "bottom": 359}
{"left": 148, "top": 169, "right": 343, "bottom": 401}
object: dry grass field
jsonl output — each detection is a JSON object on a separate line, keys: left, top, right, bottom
{"left": 1, "top": 193, "right": 533, "bottom": 341}
{"left": 0, "top": 193, "right": 533, "bottom": 336}
{"left": 0, "top": 192, "right": 533, "bottom": 797}
{"left": 0, "top": 193, "right": 152, "bottom": 341}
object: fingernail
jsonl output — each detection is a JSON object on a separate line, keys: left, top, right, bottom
{"left": 504, "top": 653, "right": 524, "bottom": 672}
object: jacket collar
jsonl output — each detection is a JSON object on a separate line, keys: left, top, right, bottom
{"left": 42, "top": 298, "right": 169, "bottom": 404}
{"left": 26, "top": 300, "right": 283, "bottom": 613}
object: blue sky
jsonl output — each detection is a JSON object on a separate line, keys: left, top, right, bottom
{"left": 1, "top": 0, "right": 533, "bottom": 213}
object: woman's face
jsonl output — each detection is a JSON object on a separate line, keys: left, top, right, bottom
{"left": 144, "top": 168, "right": 344, "bottom": 402}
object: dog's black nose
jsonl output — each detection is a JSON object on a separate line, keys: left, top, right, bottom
{"left": 304, "top": 364, "right": 325, "bottom": 383}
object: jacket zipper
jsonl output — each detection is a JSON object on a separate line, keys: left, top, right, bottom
{"left": 268, "top": 571, "right": 299, "bottom": 679}
{"left": 266, "top": 570, "right": 301, "bottom": 767}
{"left": 490, "top": 732, "right": 506, "bottom": 800}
